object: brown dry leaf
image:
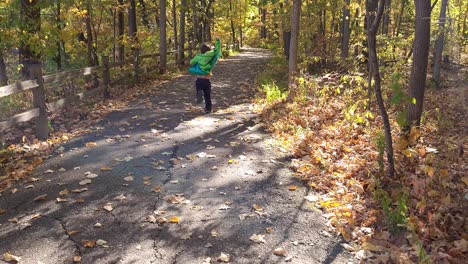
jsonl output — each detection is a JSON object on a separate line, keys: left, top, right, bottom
{"left": 288, "top": 185, "right": 297, "bottom": 191}
{"left": 100, "top": 166, "right": 112, "bottom": 171}
{"left": 85, "top": 142, "right": 97, "bottom": 148}
{"left": 72, "top": 188, "right": 88, "bottom": 193}
{"left": 59, "top": 189, "right": 70, "bottom": 196}
{"left": 395, "top": 137, "right": 409, "bottom": 150}
{"left": 79, "top": 179, "right": 92, "bottom": 185}
{"left": 33, "top": 194, "right": 47, "bottom": 202}
{"left": 143, "top": 181, "right": 151, "bottom": 186}
{"left": 75, "top": 198, "right": 85, "bottom": 203}
{"left": 266, "top": 227, "right": 273, "bottom": 233}
{"left": 0, "top": 209, "right": 6, "bottom": 215}
{"left": 409, "top": 127, "right": 420, "bottom": 144}
{"left": 253, "top": 204, "right": 264, "bottom": 211}
{"left": 143, "top": 176, "right": 151, "bottom": 181}
{"left": 68, "top": 230, "right": 79, "bottom": 236}
{"left": 440, "top": 169, "right": 449, "bottom": 177}
{"left": 152, "top": 185, "right": 162, "bottom": 192}
{"left": 426, "top": 166, "right": 435, "bottom": 178}
{"left": 169, "top": 216, "right": 180, "bottom": 223}
{"left": 82, "top": 240, "right": 96, "bottom": 248}
{"left": 273, "top": 248, "right": 288, "bottom": 256}
{"left": 3, "top": 252, "right": 21, "bottom": 263}
{"left": 73, "top": 256, "right": 82, "bottom": 262}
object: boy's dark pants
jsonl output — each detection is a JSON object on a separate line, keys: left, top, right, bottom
{"left": 196, "top": 78, "right": 212, "bottom": 112}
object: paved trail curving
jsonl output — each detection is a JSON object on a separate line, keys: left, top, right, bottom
{"left": 0, "top": 49, "right": 353, "bottom": 264}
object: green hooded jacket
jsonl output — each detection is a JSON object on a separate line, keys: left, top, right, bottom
{"left": 189, "top": 39, "right": 221, "bottom": 74}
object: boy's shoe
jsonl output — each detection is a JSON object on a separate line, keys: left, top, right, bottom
{"left": 196, "top": 90, "right": 204, "bottom": 104}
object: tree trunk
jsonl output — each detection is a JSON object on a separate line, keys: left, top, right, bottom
{"left": 191, "top": 0, "right": 199, "bottom": 46}
{"left": 0, "top": 53, "right": 7, "bottom": 86}
{"left": 432, "top": 0, "right": 448, "bottom": 88}
{"left": 172, "top": 0, "right": 178, "bottom": 61}
{"left": 395, "top": 0, "right": 407, "bottom": 36}
{"left": 56, "top": 0, "right": 62, "bottom": 70}
{"left": 138, "top": 0, "right": 151, "bottom": 29}
{"left": 159, "top": 0, "right": 167, "bottom": 74}
{"left": 367, "top": 0, "right": 395, "bottom": 177}
{"left": 178, "top": 0, "right": 186, "bottom": 65}
{"left": 382, "top": 0, "right": 391, "bottom": 35}
{"left": 229, "top": 0, "right": 236, "bottom": 48}
{"left": 128, "top": 0, "right": 138, "bottom": 44}
{"left": 407, "top": 0, "right": 431, "bottom": 127}
{"left": 85, "top": 1, "right": 96, "bottom": 66}
{"left": 117, "top": 0, "right": 125, "bottom": 65}
{"left": 261, "top": 8, "right": 267, "bottom": 38}
{"left": 341, "top": 0, "right": 351, "bottom": 58}
{"left": 286, "top": 0, "right": 301, "bottom": 102}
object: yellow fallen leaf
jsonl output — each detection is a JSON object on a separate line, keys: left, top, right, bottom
{"left": 73, "top": 256, "right": 81, "bottom": 262}
{"left": 426, "top": 166, "right": 435, "bottom": 178}
{"left": 253, "top": 204, "right": 264, "bottom": 211}
{"left": 68, "top": 230, "right": 79, "bottom": 235}
{"left": 169, "top": 216, "right": 180, "bottom": 223}
{"left": 85, "top": 142, "right": 97, "bottom": 148}
{"left": 288, "top": 186, "right": 297, "bottom": 191}
{"left": 100, "top": 166, "right": 112, "bottom": 171}
{"left": 228, "top": 159, "right": 234, "bottom": 164}
{"left": 3, "top": 252, "right": 21, "bottom": 262}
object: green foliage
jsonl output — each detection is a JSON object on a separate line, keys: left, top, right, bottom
{"left": 375, "top": 188, "right": 408, "bottom": 234}
{"left": 263, "top": 82, "right": 286, "bottom": 103}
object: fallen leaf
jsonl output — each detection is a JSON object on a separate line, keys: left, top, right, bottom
{"left": 146, "top": 215, "right": 157, "bottom": 223}
{"left": 217, "top": 252, "right": 230, "bottom": 262}
{"left": 79, "top": 179, "right": 92, "bottom": 185}
{"left": 96, "top": 239, "right": 108, "bottom": 247}
{"left": 100, "top": 166, "right": 112, "bottom": 171}
{"left": 68, "top": 230, "right": 79, "bottom": 235}
{"left": 59, "top": 189, "right": 70, "bottom": 196}
{"left": 426, "top": 166, "right": 435, "bottom": 178}
{"left": 85, "top": 142, "right": 97, "bottom": 148}
{"left": 82, "top": 240, "right": 96, "bottom": 248}
{"left": 288, "top": 186, "right": 297, "bottom": 191}
{"left": 169, "top": 216, "right": 180, "bottom": 223}
{"left": 94, "top": 223, "right": 102, "bottom": 228}
{"left": 33, "top": 194, "right": 47, "bottom": 202}
{"left": 73, "top": 256, "right": 81, "bottom": 262}
{"left": 3, "top": 252, "right": 21, "bottom": 263}
{"left": 114, "top": 194, "right": 127, "bottom": 201}
{"left": 253, "top": 204, "right": 264, "bottom": 211}
{"left": 75, "top": 198, "right": 85, "bottom": 203}
{"left": 72, "top": 188, "right": 88, "bottom": 193}
{"left": 152, "top": 185, "right": 162, "bottom": 192}
{"left": 103, "top": 204, "right": 113, "bottom": 212}
{"left": 250, "top": 234, "right": 266, "bottom": 243}
{"left": 0, "top": 209, "right": 6, "bottom": 215}
{"left": 273, "top": 248, "right": 287, "bottom": 256}
{"left": 56, "top": 197, "right": 68, "bottom": 203}
{"left": 123, "top": 176, "right": 134, "bottom": 182}
{"left": 45, "top": 169, "right": 54, "bottom": 174}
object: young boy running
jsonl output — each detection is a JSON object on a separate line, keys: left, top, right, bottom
{"left": 189, "top": 37, "right": 221, "bottom": 114}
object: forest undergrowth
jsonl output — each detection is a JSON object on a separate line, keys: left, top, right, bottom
{"left": 255, "top": 55, "right": 467, "bottom": 263}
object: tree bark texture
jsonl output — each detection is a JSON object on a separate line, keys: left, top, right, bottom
{"left": 367, "top": 0, "right": 395, "bottom": 177}
{"left": 172, "top": 0, "right": 178, "bottom": 62}
{"left": 341, "top": 0, "right": 351, "bottom": 58}
{"left": 382, "top": 0, "right": 391, "bottom": 35}
{"left": 0, "top": 52, "right": 8, "bottom": 86}
{"left": 287, "top": 0, "right": 301, "bottom": 101}
{"left": 159, "top": 0, "right": 167, "bottom": 74}
{"left": 117, "top": 0, "right": 125, "bottom": 65}
{"left": 128, "top": 0, "right": 138, "bottom": 44}
{"left": 432, "top": 0, "right": 448, "bottom": 88}
{"left": 178, "top": 0, "right": 186, "bottom": 65}
{"left": 407, "top": 0, "right": 431, "bottom": 127}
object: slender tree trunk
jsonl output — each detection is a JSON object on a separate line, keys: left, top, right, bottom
{"left": 85, "top": 1, "right": 96, "bottom": 66}
{"left": 56, "top": 0, "right": 62, "bottom": 70}
{"left": 159, "top": 0, "right": 167, "bottom": 74}
{"left": 128, "top": 0, "right": 138, "bottom": 44}
{"left": 341, "top": 0, "right": 351, "bottom": 58}
{"left": 432, "top": 0, "right": 448, "bottom": 88}
{"left": 367, "top": 0, "right": 395, "bottom": 177}
{"left": 261, "top": 7, "right": 267, "bottom": 38}
{"left": 172, "top": 0, "right": 178, "bottom": 62}
{"left": 395, "top": 0, "right": 407, "bottom": 36}
{"left": 286, "top": 0, "right": 302, "bottom": 102}
{"left": 229, "top": 0, "right": 236, "bottom": 48}
{"left": 138, "top": 0, "right": 151, "bottom": 29}
{"left": 191, "top": 0, "right": 199, "bottom": 46}
{"left": 407, "top": 0, "right": 431, "bottom": 127}
{"left": 0, "top": 53, "right": 7, "bottom": 86}
{"left": 117, "top": 0, "right": 125, "bottom": 65}
{"left": 178, "top": 0, "right": 186, "bottom": 65}
{"left": 382, "top": 0, "right": 391, "bottom": 35}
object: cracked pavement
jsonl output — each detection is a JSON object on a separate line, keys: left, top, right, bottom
{"left": 0, "top": 49, "right": 354, "bottom": 263}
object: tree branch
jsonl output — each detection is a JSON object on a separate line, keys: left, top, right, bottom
{"left": 370, "top": 0, "right": 386, "bottom": 33}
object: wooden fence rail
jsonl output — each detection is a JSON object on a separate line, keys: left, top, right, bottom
{"left": 0, "top": 49, "right": 182, "bottom": 139}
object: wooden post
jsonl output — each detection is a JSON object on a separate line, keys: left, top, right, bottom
{"left": 132, "top": 49, "right": 139, "bottom": 80}
{"left": 27, "top": 63, "right": 48, "bottom": 140}
{"left": 102, "top": 55, "right": 111, "bottom": 99}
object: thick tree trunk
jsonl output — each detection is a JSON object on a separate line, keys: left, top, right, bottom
{"left": 0, "top": 53, "right": 7, "bottom": 86}
{"left": 261, "top": 8, "right": 267, "bottom": 38}
{"left": 341, "top": 0, "right": 351, "bottom": 58}
{"left": 286, "top": 0, "right": 301, "bottom": 102}
{"left": 432, "top": 0, "right": 448, "bottom": 88}
{"left": 178, "top": 0, "right": 186, "bottom": 65}
{"left": 117, "top": 0, "right": 125, "bottom": 65}
{"left": 367, "top": 0, "right": 395, "bottom": 177}
{"left": 128, "top": 0, "right": 138, "bottom": 43}
{"left": 159, "top": 0, "right": 167, "bottom": 74}
{"left": 407, "top": 0, "right": 431, "bottom": 127}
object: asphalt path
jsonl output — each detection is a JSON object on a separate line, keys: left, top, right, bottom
{"left": 0, "top": 49, "right": 354, "bottom": 264}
